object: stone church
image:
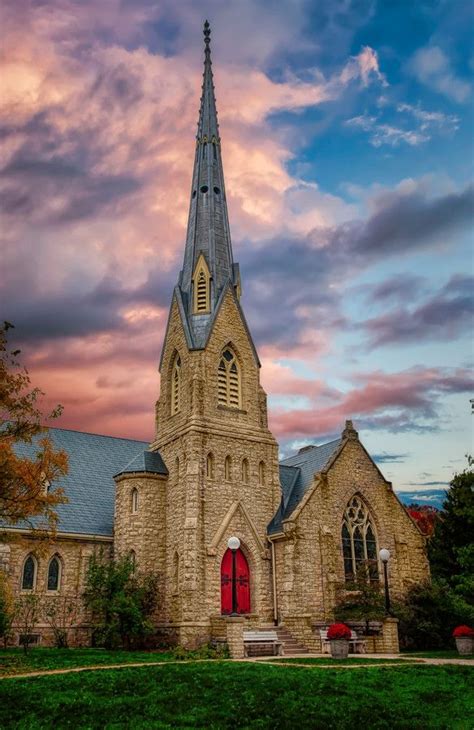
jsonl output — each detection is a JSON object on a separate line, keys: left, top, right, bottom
{"left": 4, "top": 23, "right": 429, "bottom": 653}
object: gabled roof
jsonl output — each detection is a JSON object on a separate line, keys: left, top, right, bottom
{"left": 7, "top": 428, "right": 166, "bottom": 537}
{"left": 268, "top": 439, "right": 342, "bottom": 535}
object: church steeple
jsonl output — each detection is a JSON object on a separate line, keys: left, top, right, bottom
{"left": 179, "top": 21, "right": 239, "bottom": 327}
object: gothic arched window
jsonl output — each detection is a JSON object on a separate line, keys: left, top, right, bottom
{"left": 129, "top": 550, "right": 136, "bottom": 570}
{"left": 21, "top": 554, "right": 37, "bottom": 591}
{"left": 242, "top": 458, "right": 249, "bottom": 484}
{"left": 171, "top": 354, "right": 181, "bottom": 415}
{"left": 206, "top": 452, "right": 214, "bottom": 479}
{"left": 258, "top": 461, "right": 265, "bottom": 486}
{"left": 342, "top": 495, "right": 379, "bottom": 583}
{"left": 217, "top": 347, "right": 241, "bottom": 409}
{"left": 47, "top": 555, "right": 61, "bottom": 592}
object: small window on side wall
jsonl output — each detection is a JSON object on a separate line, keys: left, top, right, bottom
{"left": 131, "top": 488, "right": 139, "bottom": 514}
{"left": 258, "top": 461, "right": 265, "bottom": 486}
{"left": 47, "top": 556, "right": 61, "bottom": 592}
{"left": 224, "top": 456, "right": 232, "bottom": 481}
{"left": 22, "top": 555, "right": 36, "bottom": 591}
{"left": 206, "top": 453, "right": 214, "bottom": 479}
{"left": 242, "top": 458, "right": 249, "bottom": 484}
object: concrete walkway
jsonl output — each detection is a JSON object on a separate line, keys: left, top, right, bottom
{"left": 1, "top": 654, "right": 472, "bottom": 680}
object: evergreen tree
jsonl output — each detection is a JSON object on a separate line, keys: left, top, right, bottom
{"left": 428, "top": 457, "right": 474, "bottom": 599}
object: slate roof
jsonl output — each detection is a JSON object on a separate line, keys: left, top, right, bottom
{"left": 8, "top": 428, "right": 165, "bottom": 537}
{"left": 268, "top": 439, "right": 342, "bottom": 534}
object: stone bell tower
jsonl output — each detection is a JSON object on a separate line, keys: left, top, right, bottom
{"left": 150, "top": 21, "right": 280, "bottom": 647}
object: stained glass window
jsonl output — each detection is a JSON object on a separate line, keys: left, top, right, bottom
{"left": 22, "top": 555, "right": 36, "bottom": 591}
{"left": 341, "top": 496, "right": 379, "bottom": 583}
{"left": 47, "top": 556, "right": 60, "bottom": 591}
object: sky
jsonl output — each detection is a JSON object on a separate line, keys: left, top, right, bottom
{"left": 1, "top": 0, "right": 473, "bottom": 501}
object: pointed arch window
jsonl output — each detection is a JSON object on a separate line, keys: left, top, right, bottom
{"left": 218, "top": 347, "right": 241, "bottom": 409}
{"left": 129, "top": 550, "right": 136, "bottom": 571}
{"left": 206, "top": 452, "right": 214, "bottom": 479}
{"left": 224, "top": 455, "right": 232, "bottom": 481}
{"left": 242, "top": 458, "right": 249, "bottom": 484}
{"left": 131, "top": 488, "right": 139, "bottom": 514}
{"left": 47, "top": 555, "right": 61, "bottom": 592}
{"left": 192, "top": 256, "right": 211, "bottom": 314}
{"left": 21, "top": 555, "right": 37, "bottom": 591}
{"left": 258, "top": 461, "right": 265, "bottom": 486}
{"left": 171, "top": 355, "right": 181, "bottom": 415}
{"left": 172, "top": 551, "right": 179, "bottom": 594}
{"left": 342, "top": 495, "right": 379, "bottom": 583}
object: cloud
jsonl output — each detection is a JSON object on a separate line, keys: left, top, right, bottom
{"left": 269, "top": 366, "right": 474, "bottom": 441}
{"left": 362, "top": 274, "right": 474, "bottom": 348}
{"left": 368, "top": 274, "right": 426, "bottom": 304}
{"left": 410, "top": 46, "right": 470, "bottom": 103}
{"left": 345, "top": 103, "right": 459, "bottom": 147}
{"left": 372, "top": 452, "right": 409, "bottom": 464}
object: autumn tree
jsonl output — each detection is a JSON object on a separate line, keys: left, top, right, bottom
{"left": 0, "top": 322, "right": 68, "bottom": 537}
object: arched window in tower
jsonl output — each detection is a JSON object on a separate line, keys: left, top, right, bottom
{"left": 217, "top": 347, "right": 241, "bottom": 409}
{"left": 224, "top": 455, "right": 232, "bottom": 481}
{"left": 342, "top": 495, "right": 379, "bottom": 583}
{"left": 47, "top": 555, "right": 62, "bottom": 592}
{"left": 131, "top": 488, "right": 139, "bottom": 514}
{"left": 175, "top": 457, "right": 180, "bottom": 480}
{"left": 21, "top": 554, "right": 37, "bottom": 591}
{"left": 129, "top": 550, "right": 136, "bottom": 571}
{"left": 258, "top": 461, "right": 265, "bottom": 486}
{"left": 172, "top": 551, "right": 179, "bottom": 594}
{"left": 171, "top": 354, "right": 181, "bottom": 415}
{"left": 242, "top": 458, "right": 249, "bottom": 484}
{"left": 206, "top": 452, "right": 214, "bottom": 479}
{"left": 192, "top": 255, "right": 211, "bottom": 314}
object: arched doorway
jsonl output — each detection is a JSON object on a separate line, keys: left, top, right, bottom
{"left": 221, "top": 547, "right": 250, "bottom": 615}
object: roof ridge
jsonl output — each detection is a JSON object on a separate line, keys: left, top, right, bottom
{"left": 43, "top": 426, "right": 149, "bottom": 444}
{"left": 281, "top": 436, "right": 342, "bottom": 463}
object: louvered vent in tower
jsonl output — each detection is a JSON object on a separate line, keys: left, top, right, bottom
{"left": 171, "top": 355, "right": 181, "bottom": 415}
{"left": 217, "top": 348, "right": 240, "bottom": 409}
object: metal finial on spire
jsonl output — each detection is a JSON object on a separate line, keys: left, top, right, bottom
{"left": 204, "top": 20, "right": 211, "bottom": 46}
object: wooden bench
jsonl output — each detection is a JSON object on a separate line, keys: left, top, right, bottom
{"left": 243, "top": 630, "right": 284, "bottom": 657}
{"left": 319, "top": 629, "right": 366, "bottom": 654}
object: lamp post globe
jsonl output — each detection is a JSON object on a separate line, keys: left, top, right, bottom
{"left": 228, "top": 536, "right": 241, "bottom": 552}
{"left": 379, "top": 548, "right": 390, "bottom": 563}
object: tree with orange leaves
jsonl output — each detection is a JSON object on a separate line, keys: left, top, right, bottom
{"left": 0, "top": 321, "right": 68, "bottom": 538}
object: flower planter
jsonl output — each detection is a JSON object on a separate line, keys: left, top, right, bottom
{"left": 330, "top": 639, "right": 349, "bottom": 659}
{"left": 455, "top": 637, "right": 473, "bottom": 656}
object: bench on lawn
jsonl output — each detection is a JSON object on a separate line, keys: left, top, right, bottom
{"left": 320, "top": 629, "right": 366, "bottom": 654}
{"left": 243, "top": 630, "right": 284, "bottom": 657}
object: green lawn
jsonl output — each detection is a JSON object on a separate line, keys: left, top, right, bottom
{"left": 402, "top": 649, "right": 473, "bottom": 660}
{"left": 262, "top": 656, "right": 421, "bottom": 665}
{"left": 0, "top": 648, "right": 176, "bottom": 676}
{"left": 1, "top": 662, "right": 473, "bottom": 729}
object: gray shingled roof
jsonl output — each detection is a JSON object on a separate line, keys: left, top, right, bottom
{"left": 268, "top": 439, "right": 342, "bottom": 534}
{"left": 8, "top": 428, "right": 165, "bottom": 537}
{"left": 116, "top": 450, "right": 168, "bottom": 477}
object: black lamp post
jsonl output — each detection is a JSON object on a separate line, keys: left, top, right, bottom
{"left": 228, "top": 536, "right": 241, "bottom": 615}
{"left": 379, "top": 548, "right": 391, "bottom": 616}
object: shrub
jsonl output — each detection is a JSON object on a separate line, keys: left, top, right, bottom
{"left": 327, "top": 623, "right": 351, "bottom": 640}
{"left": 83, "top": 551, "right": 160, "bottom": 649}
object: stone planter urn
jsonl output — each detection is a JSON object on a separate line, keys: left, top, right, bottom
{"left": 327, "top": 622, "right": 352, "bottom": 659}
{"left": 452, "top": 626, "right": 474, "bottom": 656}
{"left": 330, "top": 639, "right": 349, "bottom": 659}
{"left": 455, "top": 637, "right": 473, "bottom": 656}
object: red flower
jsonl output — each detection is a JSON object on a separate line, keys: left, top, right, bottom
{"left": 453, "top": 625, "right": 474, "bottom": 638}
{"left": 327, "top": 623, "right": 351, "bottom": 640}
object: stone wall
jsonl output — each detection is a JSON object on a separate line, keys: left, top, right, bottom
{"left": 2, "top": 533, "right": 112, "bottom": 647}
{"left": 273, "top": 431, "right": 429, "bottom": 626}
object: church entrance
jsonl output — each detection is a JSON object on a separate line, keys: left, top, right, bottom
{"left": 221, "top": 547, "right": 250, "bottom": 615}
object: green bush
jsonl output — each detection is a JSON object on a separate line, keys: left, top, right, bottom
{"left": 171, "top": 642, "right": 230, "bottom": 661}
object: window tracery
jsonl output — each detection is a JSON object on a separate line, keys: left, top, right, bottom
{"left": 342, "top": 495, "right": 379, "bottom": 583}
{"left": 217, "top": 347, "right": 241, "bottom": 408}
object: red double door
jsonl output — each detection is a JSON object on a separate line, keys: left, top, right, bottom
{"left": 221, "top": 547, "right": 251, "bottom": 615}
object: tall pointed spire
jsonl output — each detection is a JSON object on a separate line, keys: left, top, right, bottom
{"left": 179, "top": 21, "right": 238, "bottom": 332}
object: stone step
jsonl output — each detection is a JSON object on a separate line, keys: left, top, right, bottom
{"left": 257, "top": 624, "right": 311, "bottom": 654}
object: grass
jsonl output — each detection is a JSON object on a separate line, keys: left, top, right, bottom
{"left": 261, "top": 656, "right": 421, "bottom": 665}
{"left": 0, "top": 647, "right": 177, "bottom": 676}
{"left": 402, "top": 649, "right": 473, "bottom": 660}
{"left": 0, "top": 662, "right": 473, "bottom": 728}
